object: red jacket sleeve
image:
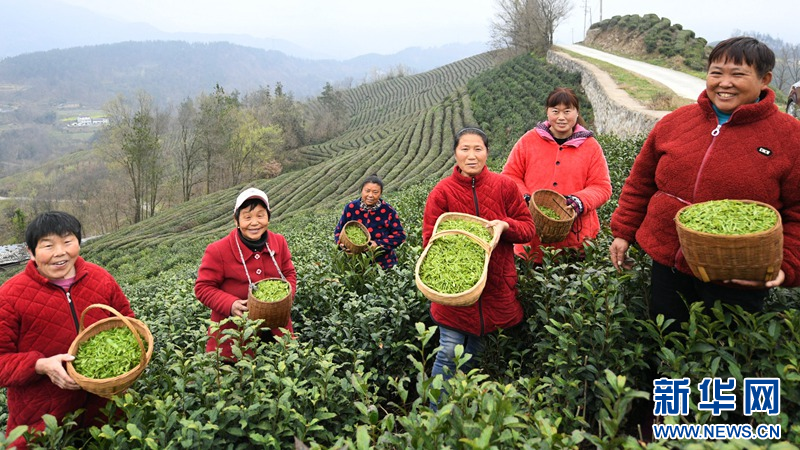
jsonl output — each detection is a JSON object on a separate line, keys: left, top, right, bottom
{"left": 571, "top": 140, "right": 612, "bottom": 212}
{"left": 0, "top": 297, "right": 45, "bottom": 388}
{"left": 611, "top": 132, "right": 660, "bottom": 243}
{"left": 195, "top": 243, "right": 239, "bottom": 317}
{"left": 422, "top": 185, "right": 448, "bottom": 247}
{"left": 499, "top": 178, "right": 537, "bottom": 244}
{"left": 501, "top": 138, "right": 530, "bottom": 197}
{"left": 276, "top": 235, "right": 297, "bottom": 297}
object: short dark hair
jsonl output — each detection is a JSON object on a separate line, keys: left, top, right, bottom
{"left": 235, "top": 198, "right": 270, "bottom": 221}
{"left": 708, "top": 36, "right": 775, "bottom": 78}
{"left": 25, "top": 211, "right": 82, "bottom": 255}
{"left": 453, "top": 127, "right": 489, "bottom": 151}
{"left": 361, "top": 174, "right": 383, "bottom": 191}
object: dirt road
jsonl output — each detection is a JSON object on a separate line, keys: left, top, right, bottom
{"left": 558, "top": 44, "right": 706, "bottom": 101}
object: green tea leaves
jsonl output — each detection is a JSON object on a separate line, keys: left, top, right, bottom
{"left": 73, "top": 326, "right": 142, "bottom": 379}
{"left": 679, "top": 200, "right": 777, "bottom": 235}
{"left": 252, "top": 279, "right": 290, "bottom": 303}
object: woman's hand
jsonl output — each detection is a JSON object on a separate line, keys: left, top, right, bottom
{"left": 486, "top": 220, "right": 509, "bottom": 235}
{"left": 338, "top": 243, "right": 354, "bottom": 255}
{"left": 231, "top": 299, "right": 249, "bottom": 317}
{"left": 727, "top": 270, "right": 785, "bottom": 289}
{"left": 35, "top": 354, "right": 80, "bottom": 390}
{"left": 610, "top": 238, "right": 635, "bottom": 270}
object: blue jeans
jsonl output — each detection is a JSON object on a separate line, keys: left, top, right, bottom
{"left": 431, "top": 326, "right": 485, "bottom": 381}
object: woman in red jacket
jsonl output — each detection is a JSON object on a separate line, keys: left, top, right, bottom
{"left": 502, "top": 87, "right": 611, "bottom": 262}
{"left": 195, "top": 187, "right": 297, "bottom": 359}
{"left": 610, "top": 37, "right": 800, "bottom": 332}
{"left": 423, "top": 127, "right": 536, "bottom": 382}
{"left": 0, "top": 211, "right": 134, "bottom": 449}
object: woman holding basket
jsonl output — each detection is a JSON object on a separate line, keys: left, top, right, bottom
{"left": 195, "top": 187, "right": 297, "bottom": 359}
{"left": 334, "top": 174, "right": 406, "bottom": 269}
{"left": 502, "top": 87, "right": 611, "bottom": 262}
{"left": 0, "top": 211, "right": 134, "bottom": 449}
{"left": 422, "top": 127, "right": 535, "bottom": 382}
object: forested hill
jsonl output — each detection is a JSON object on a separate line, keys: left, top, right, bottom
{"left": 0, "top": 40, "right": 484, "bottom": 105}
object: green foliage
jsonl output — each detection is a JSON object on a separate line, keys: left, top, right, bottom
{"left": 467, "top": 54, "right": 588, "bottom": 159}
{"left": 588, "top": 14, "right": 709, "bottom": 72}
{"left": 3, "top": 52, "right": 800, "bottom": 449}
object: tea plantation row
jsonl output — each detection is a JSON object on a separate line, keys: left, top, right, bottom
{"left": 2, "top": 135, "right": 799, "bottom": 449}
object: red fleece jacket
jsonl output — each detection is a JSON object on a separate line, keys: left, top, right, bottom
{"left": 611, "top": 89, "right": 800, "bottom": 285}
{"left": 0, "top": 257, "right": 133, "bottom": 449}
{"left": 422, "top": 165, "right": 536, "bottom": 336}
{"left": 195, "top": 229, "right": 296, "bottom": 359}
{"left": 502, "top": 123, "right": 611, "bottom": 260}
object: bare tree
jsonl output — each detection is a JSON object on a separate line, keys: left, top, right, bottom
{"left": 491, "top": 0, "right": 573, "bottom": 54}
{"left": 100, "top": 91, "right": 166, "bottom": 223}
{"left": 172, "top": 98, "right": 203, "bottom": 202}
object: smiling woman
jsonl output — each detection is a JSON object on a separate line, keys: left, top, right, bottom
{"left": 0, "top": 211, "right": 135, "bottom": 449}
{"left": 194, "top": 187, "right": 297, "bottom": 361}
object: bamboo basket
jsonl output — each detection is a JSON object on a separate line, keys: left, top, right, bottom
{"left": 248, "top": 278, "right": 293, "bottom": 329}
{"left": 675, "top": 200, "right": 783, "bottom": 282}
{"left": 66, "top": 304, "right": 153, "bottom": 399}
{"left": 530, "top": 189, "right": 576, "bottom": 244}
{"left": 432, "top": 212, "right": 502, "bottom": 250}
{"left": 414, "top": 230, "right": 491, "bottom": 306}
{"left": 339, "top": 220, "right": 371, "bottom": 254}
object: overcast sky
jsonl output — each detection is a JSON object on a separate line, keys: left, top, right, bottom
{"left": 57, "top": 0, "right": 798, "bottom": 59}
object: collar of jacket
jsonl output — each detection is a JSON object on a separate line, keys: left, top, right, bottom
{"left": 697, "top": 88, "right": 776, "bottom": 126}
{"left": 450, "top": 164, "right": 489, "bottom": 185}
{"left": 534, "top": 121, "right": 594, "bottom": 147}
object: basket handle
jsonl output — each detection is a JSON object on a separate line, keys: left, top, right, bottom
{"left": 78, "top": 303, "right": 146, "bottom": 369}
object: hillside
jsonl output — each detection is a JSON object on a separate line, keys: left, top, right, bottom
{"left": 0, "top": 40, "right": 486, "bottom": 107}
{"left": 2, "top": 48, "right": 800, "bottom": 448}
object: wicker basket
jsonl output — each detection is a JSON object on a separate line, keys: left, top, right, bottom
{"left": 530, "top": 189, "right": 576, "bottom": 244}
{"left": 433, "top": 212, "right": 502, "bottom": 250}
{"left": 339, "top": 220, "right": 371, "bottom": 254}
{"left": 248, "top": 278, "right": 293, "bottom": 329}
{"left": 66, "top": 304, "right": 153, "bottom": 399}
{"left": 414, "top": 230, "right": 491, "bottom": 306}
{"left": 675, "top": 200, "right": 783, "bottom": 282}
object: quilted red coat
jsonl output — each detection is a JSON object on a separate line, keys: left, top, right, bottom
{"left": 422, "top": 165, "right": 536, "bottom": 335}
{"left": 195, "top": 229, "right": 297, "bottom": 359}
{"left": 0, "top": 257, "right": 133, "bottom": 449}
{"left": 611, "top": 89, "right": 800, "bottom": 286}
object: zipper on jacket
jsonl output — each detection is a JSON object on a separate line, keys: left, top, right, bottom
{"left": 471, "top": 176, "right": 485, "bottom": 334}
{"left": 471, "top": 177, "right": 480, "bottom": 217}
{"left": 65, "top": 291, "right": 80, "bottom": 333}
{"left": 678, "top": 122, "right": 723, "bottom": 266}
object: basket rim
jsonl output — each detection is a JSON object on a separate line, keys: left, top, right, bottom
{"left": 67, "top": 317, "right": 153, "bottom": 383}
{"left": 66, "top": 304, "right": 154, "bottom": 391}
{"left": 249, "top": 277, "right": 293, "bottom": 304}
{"left": 432, "top": 212, "right": 501, "bottom": 249}
{"left": 415, "top": 230, "right": 490, "bottom": 300}
{"left": 531, "top": 189, "right": 575, "bottom": 223}
{"left": 340, "top": 220, "right": 370, "bottom": 252}
{"left": 674, "top": 200, "right": 782, "bottom": 239}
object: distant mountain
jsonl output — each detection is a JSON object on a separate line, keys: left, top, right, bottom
{"left": 0, "top": 40, "right": 487, "bottom": 107}
{"left": 0, "top": 0, "right": 328, "bottom": 60}
{"left": 0, "top": 0, "right": 489, "bottom": 70}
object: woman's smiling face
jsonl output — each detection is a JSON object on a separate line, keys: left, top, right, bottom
{"left": 30, "top": 233, "right": 80, "bottom": 280}
{"left": 236, "top": 204, "right": 270, "bottom": 240}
